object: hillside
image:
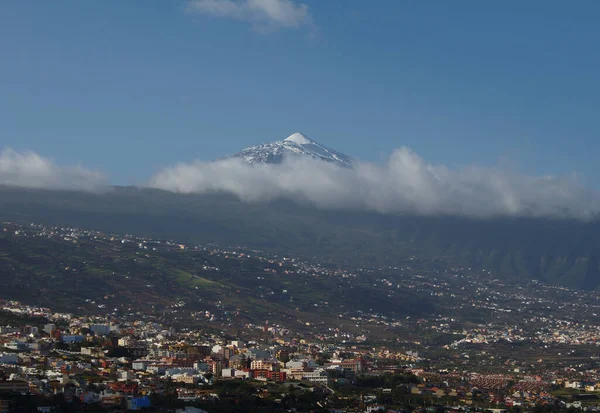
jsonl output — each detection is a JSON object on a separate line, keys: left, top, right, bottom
{"left": 0, "top": 220, "right": 436, "bottom": 339}
{"left": 1, "top": 185, "right": 600, "bottom": 290}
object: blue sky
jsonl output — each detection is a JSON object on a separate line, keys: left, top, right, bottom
{"left": 1, "top": 0, "right": 599, "bottom": 185}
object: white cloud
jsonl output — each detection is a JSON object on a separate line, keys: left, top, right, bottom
{"left": 0, "top": 148, "right": 107, "bottom": 191}
{"left": 149, "top": 148, "right": 600, "bottom": 220}
{"left": 187, "top": 0, "right": 312, "bottom": 30}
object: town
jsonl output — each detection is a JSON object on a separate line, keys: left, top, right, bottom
{"left": 3, "top": 221, "right": 600, "bottom": 412}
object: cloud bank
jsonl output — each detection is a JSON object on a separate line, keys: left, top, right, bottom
{"left": 187, "top": 0, "right": 312, "bottom": 31}
{"left": 0, "top": 148, "right": 107, "bottom": 191}
{"left": 150, "top": 148, "right": 600, "bottom": 220}
{"left": 2, "top": 145, "right": 598, "bottom": 220}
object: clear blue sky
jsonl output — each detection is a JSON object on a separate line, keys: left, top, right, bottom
{"left": 1, "top": 0, "right": 598, "bottom": 185}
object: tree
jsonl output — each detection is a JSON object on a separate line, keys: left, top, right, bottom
{"left": 277, "top": 352, "right": 290, "bottom": 366}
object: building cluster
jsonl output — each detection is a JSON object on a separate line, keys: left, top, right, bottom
{"left": 6, "top": 222, "right": 600, "bottom": 411}
{"left": 4, "top": 297, "right": 600, "bottom": 412}
{"left": 0, "top": 299, "right": 380, "bottom": 411}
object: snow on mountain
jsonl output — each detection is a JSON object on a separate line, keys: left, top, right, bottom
{"left": 225, "top": 132, "right": 353, "bottom": 167}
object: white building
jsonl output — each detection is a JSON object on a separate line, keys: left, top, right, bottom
{"left": 302, "top": 369, "right": 330, "bottom": 385}
{"left": 286, "top": 360, "right": 305, "bottom": 369}
{"left": 165, "top": 367, "right": 197, "bottom": 377}
{"left": 118, "top": 370, "right": 134, "bottom": 381}
{"left": 221, "top": 368, "right": 235, "bottom": 378}
{"left": 235, "top": 370, "right": 250, "bottom": 379}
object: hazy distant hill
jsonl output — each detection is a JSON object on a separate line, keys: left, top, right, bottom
{"left": 1, "top": 185, "right": 600, "bottom": 290}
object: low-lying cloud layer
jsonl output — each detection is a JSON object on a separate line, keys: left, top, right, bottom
{"left": 0, "top": 148, "right": 106, "bottom": 191}
{"left": 2, "top": 145, "right": 598, "bottom": 220}
{"left": 150, "top": 148, "right": 600, "bottom": 220}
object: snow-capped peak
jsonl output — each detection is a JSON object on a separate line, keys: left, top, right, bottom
{"left": 224, "top": 133, "right": 353, "bottom": 167}
{"left": 284, "top": 132, "right": 313, "bottom": 145}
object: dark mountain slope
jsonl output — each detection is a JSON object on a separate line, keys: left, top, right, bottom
{"left": 1, "top": 185, "right": 600, "bottom": 289}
